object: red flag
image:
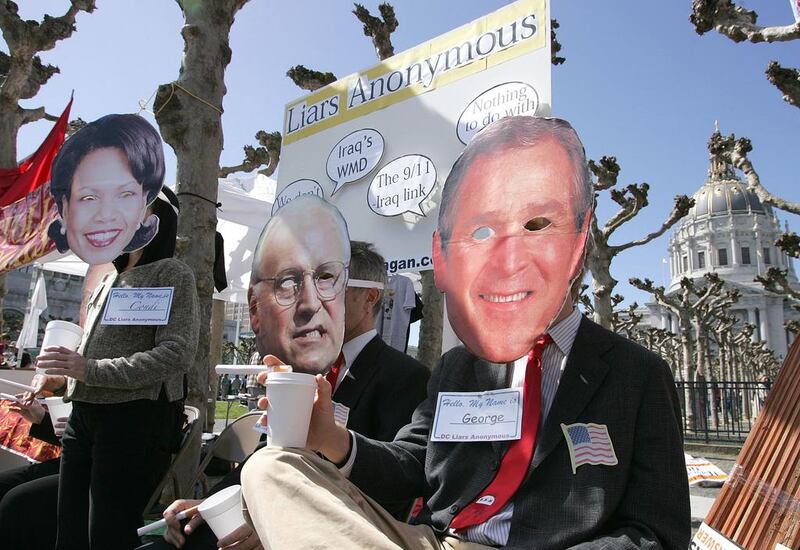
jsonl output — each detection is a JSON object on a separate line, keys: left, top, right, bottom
{"left": 0, "top": 184, "right": 57, "bottom": 273}
{"left": 0, "top": 97, "right": 73, "bottom": 206}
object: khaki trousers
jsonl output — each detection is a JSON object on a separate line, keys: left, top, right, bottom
{"left": 241, "top": 446, "right": 493, "bottom": 550}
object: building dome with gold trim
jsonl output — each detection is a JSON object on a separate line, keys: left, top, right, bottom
{"left": 648, "top": 127, "right": 800, "bottom": 359}
{"left": 690, "top": 177, "right": 769, "bottom": 219}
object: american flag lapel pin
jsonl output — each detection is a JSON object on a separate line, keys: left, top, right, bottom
{"left": 560, "top": 422, "right": 618, "bottom": 475}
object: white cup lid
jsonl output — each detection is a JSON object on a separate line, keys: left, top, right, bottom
{"left": 266, "top": 372, "right": 316, "bottom": 386}
{"left": 198, "top": 484, "right": 242, "bottom": 519}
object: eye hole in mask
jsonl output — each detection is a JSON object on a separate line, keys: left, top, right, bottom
{"left": 524, "top": 217, "right": 551, "bottom": 232}
{"left": 471, "top": 226, "right": 495, "bottom": 241}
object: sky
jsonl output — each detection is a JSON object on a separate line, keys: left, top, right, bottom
{"left": 8, "top": 0, "right": 800, "bottom": 315}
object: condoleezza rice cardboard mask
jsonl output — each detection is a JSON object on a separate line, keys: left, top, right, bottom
{"left": 47, "top": 114, "right": 165, "bottom": 265}
{"left": 432, "top": 116, "right": 592, "bottom": 364}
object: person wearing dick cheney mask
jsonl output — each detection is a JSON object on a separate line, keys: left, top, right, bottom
{"left": 239, "top": 116, "right": 690, "bottom": 549}
{"left": 144, "top": 201, "right": 428, "bottom": 550}
{"left": 28, "top": 114, "right": 200, "bottom": 550}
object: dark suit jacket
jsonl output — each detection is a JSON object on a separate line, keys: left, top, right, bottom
{"left": 350, "top": 316, "right": 690, "bottom": 550}
{"left": 334, "top": 334, "right": 430, "bottom": 443}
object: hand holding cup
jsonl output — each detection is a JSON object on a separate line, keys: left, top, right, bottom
{"left": 254, "top": 355, "right": 349, "bottom": 461}
{"left": 162, "top": 499, "right": 202, "bottom": 548}
{"left": 36, "top": 347, "right": 88, "bottom": 382}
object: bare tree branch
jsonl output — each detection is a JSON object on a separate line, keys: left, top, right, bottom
{"left": 353, "top": 2, "right": 398, "bottom": 61}
{"left": 604, "top": 183, "right": 650, "bottom": 237}
{"left": 690, "top": 1, "right": 800, "bottom": 107}
{"left": 755, "top": 267, "right": 800, "bottom": 300}
{"left": 611, "top": 301, "right": 642, "bottom": 335}
{"left": 286, "top": 65, "right": 337, "bottom": 92}
{"left": 551, "top": 19, "right": 565, "bottom": 65}
{"left": 693, "top": 275, "right": 739, "bottom": 327}
{"left": 630, "top": 277, "right": 668, "bottom": 304}
{"left": 17, "top": 105, "right": 46, "bottom": 125}
{"left": 613, "top": 194, "right": 694, "bottom": 253}
{"left": 67, "top": 116, "right": 86, "bottom": 137}
{"left": 219, "top": 130, "right": 282, "bottom": 178}
{"left": 766, "top": 60, "right": 800, "bottom": 108}
{"left": 589, "top": 156, "right": 620, "bottom": 191}
{"left": 776, "top": 232, "right": 800, "bottom": 259}
{"left": 0, "top": 53, "right": 59, "bottom": 100}
{"left": 577, "top": 283, "right": 594, "bottom": 316}
{"left": 709, "top": 131, "right": 800, "bottom": 215}
{"left": 587, "top": 156, "right": 692, "bottom": 328}
{"left": 690, "top": 0, "right": 800, "bottom": 43}
{"left": 0, "top": 0, "right": 95, "bottom": 103}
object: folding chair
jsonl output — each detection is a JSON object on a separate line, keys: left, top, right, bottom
{"left": 0, "top": 446, "right": 32, "bottom": 472}
{"left": 193, "top": 411, "right": 262, "bottom": 496}
{"left": 142, "top": 405, "right": 202, "bottom": 519}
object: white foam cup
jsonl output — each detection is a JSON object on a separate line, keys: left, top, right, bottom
{"left": 265, "top": 371, "right": 317, "bottom": 447}
{"left": 197, "top": 484, "right": 246, "bottom": 540}
{"left": 41, "top": 321, "right": 83, "bottom": 352}
{"left": 43, "top": 396, "right": 72, "bottom": 436}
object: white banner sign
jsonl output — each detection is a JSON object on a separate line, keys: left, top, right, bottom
{"left": 276, "top": 0, "right": 551, "bottom": 272}
{"left": 691, "top": 523, "right": 742, "bottom": 550}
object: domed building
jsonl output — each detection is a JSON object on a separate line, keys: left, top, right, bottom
{"left": 644, "top": 129, "right": 799, "bottom": 359}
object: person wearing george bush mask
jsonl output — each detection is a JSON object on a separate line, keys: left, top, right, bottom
{"left": 238, "top": 116, "right": 690, "bottom": 550}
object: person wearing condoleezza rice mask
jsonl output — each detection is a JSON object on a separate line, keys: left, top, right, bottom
{"left": 33, "top": 114, "right": 199, "bottom": 550}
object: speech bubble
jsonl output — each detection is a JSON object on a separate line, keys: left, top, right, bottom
{"left": 368, "top": 155, "right": 437, "bottom": 217}
{"left": 271, "top": 179, "right": 324, "bottom": 215}
{"left": 327, "top": 129, "right": 385, "bottom": 194}
{"left": 456, "top": 82, "right": 540, "bottom": 145}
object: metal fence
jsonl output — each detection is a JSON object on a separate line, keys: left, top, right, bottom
{"left": 674, "top": 380, "right": 771, "bottom": 443}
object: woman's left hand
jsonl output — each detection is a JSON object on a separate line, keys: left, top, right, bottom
{"left": 36, "top": 346, "right": 88, "bottom": 382}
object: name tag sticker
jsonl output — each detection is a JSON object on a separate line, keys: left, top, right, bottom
{"left": 431, "top": 388, "right": 523, "bottom": 442}
{"left": 332, "top": 401, "right": 350, "bottom": 427}
{"left": 101, "top": 287, "right": 174, "bottom": 325}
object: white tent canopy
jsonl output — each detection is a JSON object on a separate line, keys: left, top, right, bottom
{"left": 37, "top": 173, "right": 275, "bottom": 304}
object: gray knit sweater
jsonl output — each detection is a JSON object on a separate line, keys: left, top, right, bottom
{"left": 66, "top": 258, "right": 199, "bottom": 404}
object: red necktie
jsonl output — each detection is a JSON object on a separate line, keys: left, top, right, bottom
{"left": 325, "top": 352, "right": 345, "bottom": 395}
{"left": 450, "top": 334, "right": 553, "bottom": 530}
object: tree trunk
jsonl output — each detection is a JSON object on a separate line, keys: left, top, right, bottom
{"left": 717, "top": 341, "right": 729, "bottom": 425}
{"left": 692, "top": 322, "right": 709, "bottom": 433}
{"left": 588, "top": 247, "right": 616, "bottom": 329}
{"left": 679, "top": 314, "right": 697, "bottom": 431}
{"left": 208, "top": 299, "right": 226, "bottom": 431}
{"left": 737, "top": 357, "right": 752, "bottom": 423}
{"left": 417, "top": 270, "right": 443, "bottom": 370}
{"left": 153, "top": 0, "right": 247, "bottom": 498}
{"left": 0, "top": 106, "right": 20, "bottom": 337}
